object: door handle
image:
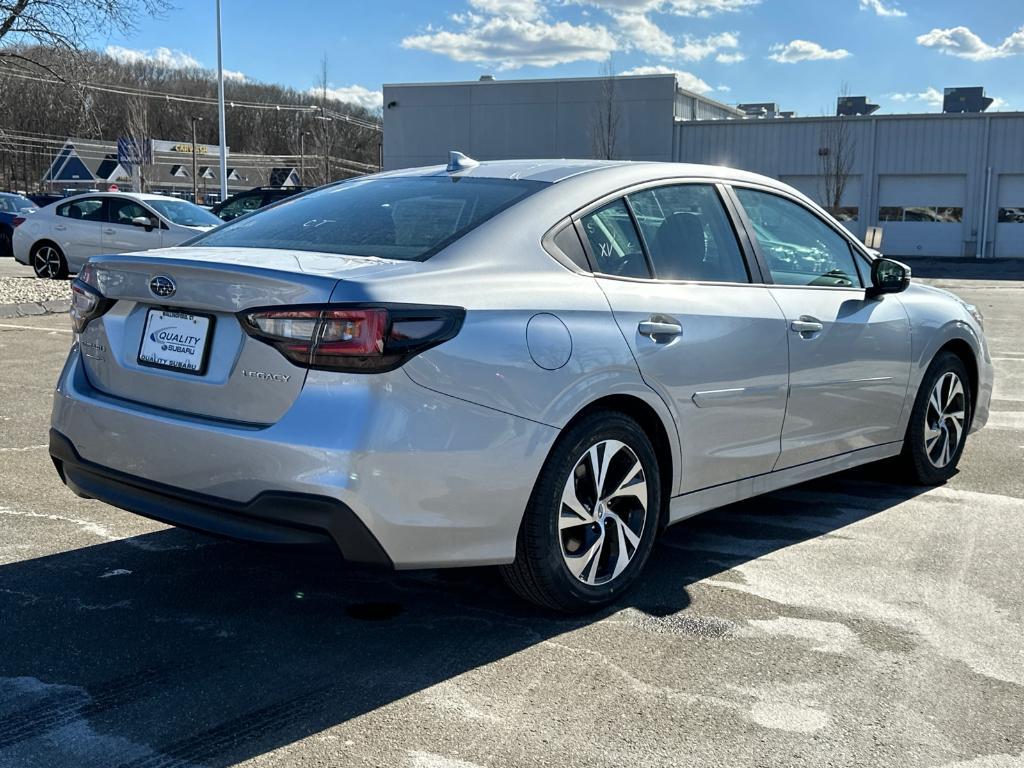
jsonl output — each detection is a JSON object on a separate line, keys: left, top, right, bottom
{"left": 54, "top": 224, "right": 66, "bottom": 231}
{"left": 103, "top": 228, "right": 115, "bottom": 234}
{"left": 638, "top": 319, "right": 683, "bottom": 338}
{"left": 790, "top": 317, "right": 824, "bottom": 335}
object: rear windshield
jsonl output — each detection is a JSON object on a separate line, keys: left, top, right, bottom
{"left": 190, "top": 176, "right": 547, "bottom": 260}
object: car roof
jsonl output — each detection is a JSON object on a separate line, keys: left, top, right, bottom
{"left": 59, "top": 192, "right": 186, "bottom": 202}
{"left": 372, "top": 158, "right": 786, "bottom": 189}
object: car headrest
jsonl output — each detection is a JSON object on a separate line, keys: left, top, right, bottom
{"left": 654, "top": 212, "right": 707, "bottom": 280}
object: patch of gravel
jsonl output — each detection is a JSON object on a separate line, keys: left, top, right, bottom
{"left": 0, "top": 276, "right": 72, "bottom": 305}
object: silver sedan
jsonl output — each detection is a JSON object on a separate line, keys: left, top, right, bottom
{"left": 50, "top": 157, "right": 993, "bottom": 612}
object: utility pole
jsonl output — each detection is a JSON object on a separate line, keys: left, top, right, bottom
{"left": 215, "top": 0, "right": 228, "bottom": 200}
{"left": 299, "top": 130, "right": 311, "bottom": 186}
{"left": 190, "top": 115, "right": 203, "bottom": 204}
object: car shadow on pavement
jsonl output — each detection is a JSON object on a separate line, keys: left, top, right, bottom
{"left": 0, "top": 471, "right": 930, "bottom": 767}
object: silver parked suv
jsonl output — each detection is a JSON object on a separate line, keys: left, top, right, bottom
{"left": 51, "top": 157, "right": 993, "bottom": 612}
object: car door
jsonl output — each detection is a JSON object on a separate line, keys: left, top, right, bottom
{"left": 53, "top": 197, "right": 106, "bottom": 265}
{"left": 102, "top": 197, "right": 164, "bottom": 254}
{"left": 731, "top": 186, "right": 912, "bottom": 469}
{"left": 579, "top": 182, "right": 790, "bottom": 494}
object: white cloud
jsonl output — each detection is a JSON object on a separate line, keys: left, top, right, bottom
{"left": 574, "top": 0, "right": 760, "bottom": 17}
{"left": 715, "top": 51, "right": 745, "bottom": 63}
{"left": 317, "top": 84, "right": 384, "bottom": 111}
{"left": 469, "top": 0, "right": 543, "bottom": 17}
{"left": 223, "top": 69, "right": 246, "bottom": 82}
{"left": 678, "top": 31, "right": 740, "bottom": 61}
{"left": 989, "top": 96, "right": 1010, "bottom": 110}
{"left": 916, "top": 25, "right": 1024, "bottom": 61}
{"left": 768, "top": 39, "right": 851, "bottom": 63}
{"left": 620, "top": 65, "right": 712, "bottom": 94}
{"left": 716, "top": 84, "right": 731, "bottom": 92}
{"left": 402, "top": 15, "right": 616, "bottom": 69}
{"left": 614, "top": 12, "right": 676, "bottom": 57}
{"left": 887, "top": 87, "right": 944, "bottom": 107}
{"left": 858, "top": 0, "right": 906, "bottom": 18}
{"left": 105, "top": 45, "right": 202, "bottom": 69}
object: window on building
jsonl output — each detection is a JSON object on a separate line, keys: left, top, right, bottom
{"left": 998, "top": 208, "right": 1024, "bottom": 224}
{"left": 833, "top": 207, "right": 859, "bottom": 222}
{"left": 735, "top": 187, "right": 862, "bottom": 288}
{"left": 579, "top": 199, "right": 651, "bottom": 279}
{"left": 627, "top": 184, "right": 749, "bottom": 283}
{"left": 879, "top": 206, "right": 963, "bottom": 223}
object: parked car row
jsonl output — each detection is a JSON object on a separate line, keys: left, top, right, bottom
{"left": 7, "top": 185, "right": 307, "bottom": 277}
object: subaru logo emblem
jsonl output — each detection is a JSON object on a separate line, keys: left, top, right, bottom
{"left": 149, "top": 275, "right": 176, "bottom": 298}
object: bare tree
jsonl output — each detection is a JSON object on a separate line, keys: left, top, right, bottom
{"left": 819, "top": 85, "right": 856, "bottom": 216}
{"left": 590, "top": 58, "right": 619, "bottom": 160}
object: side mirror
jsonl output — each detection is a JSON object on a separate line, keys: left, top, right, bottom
{"left": 131, "top": 215, "right": 156, "bottom": 232}
{"left": 867, "top": 257, "right": 911, "bottom": 298}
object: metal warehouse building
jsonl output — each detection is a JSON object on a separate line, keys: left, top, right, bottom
{"left": 383, "top": 74, "right": 1024, "bottom": 259}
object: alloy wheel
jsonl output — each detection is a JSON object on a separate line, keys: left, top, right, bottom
{"left": 925, "top": 371, "right": 966, "bottom": 468}
{"left": 559, "top": 439, "right": 649, "bottom": 586}
{"left": 33, "top": 246, "right": 62, "bottom": 279}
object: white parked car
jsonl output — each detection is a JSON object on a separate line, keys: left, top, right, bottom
{"left": 13, "top": 192, "right": 221, "bottom": 278}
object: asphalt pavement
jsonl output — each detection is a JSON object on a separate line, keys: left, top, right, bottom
{"left": 0, "top": 266, "right": 1022, "bottom": 768}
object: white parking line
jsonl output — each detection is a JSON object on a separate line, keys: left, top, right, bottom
{"left": 0, "top": 323, "right": 72, "bottom": 333}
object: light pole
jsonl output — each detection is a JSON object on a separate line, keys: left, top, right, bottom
{"left": 190, "top": 115, "right": 204, "bottom": 203}
{"left": 215, "top": 0, "right": 228, "bottom": 200}
{"left": 299, "top": 130, "right": 311, "bottom": 186}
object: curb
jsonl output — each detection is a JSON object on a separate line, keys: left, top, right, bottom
{"left": 0, "top": 300, "right": 70, "bottom": 319}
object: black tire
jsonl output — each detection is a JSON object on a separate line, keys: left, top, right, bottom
{"left": 900, "top": 351, "right": 972, "bottom": 485}
{"left": 31, "top": 242, "right": 68, "bottom": 280}
{"left": 501, "top": 410, "right": 661, "bottom": 613}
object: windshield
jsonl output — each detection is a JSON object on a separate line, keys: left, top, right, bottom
{"left": 190, "top": 176, "right": 548, "bottom": 260}
{"left": 0, "top": 195, "right": 36, "bottom": 214}
{"left": 147, "top": 199, "right": 221, "bottom": 227}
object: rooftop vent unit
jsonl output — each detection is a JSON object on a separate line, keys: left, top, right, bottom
{"left": 738, "top": 102, "right": 780, "bottom": 119}
{"left": 479, "top": 74, "right": 496, "bottom": 82}
{"left": 943, "top": 87, "right": 994, "bottom": 114}
{"left": 836, "top": 96, "right": 879, "bottom": 116}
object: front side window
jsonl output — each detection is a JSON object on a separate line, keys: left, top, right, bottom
{"left": 627, "top": 184, "right": 748, "bottom": 283}
{"left": 56, "top": 198, "right": 105, "bottom": 222}
{"left": 736, "top": 188, "right": 862, "bottom": 288}
{"left": 195, "top": 176, "right": 546, "bottom": 260}
{"left": 107, "top": 197, "right": 152, "bottom": 225}
{"left": 579, "top": 199, "right": 650, "bottom": 279}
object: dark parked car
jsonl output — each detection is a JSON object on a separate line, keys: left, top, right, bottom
{"left": 210, "top": 186, "right": 306, "bottom": 221}
{"left": 28, "top": 193, "right": 64, "bottom": 209}
{"left": 0, "top": 192, "right": 37, "bottom": 257}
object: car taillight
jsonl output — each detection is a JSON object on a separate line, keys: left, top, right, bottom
{"left": 69, "top": 263, "right": 114, "bottom": 333}
{"left": 12, "top": 216, "right": 26, "bottom": 228}
{"left": 241, "top": 304, "right": 465, "bottom": 372}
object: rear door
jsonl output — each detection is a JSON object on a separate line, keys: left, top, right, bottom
{"left": 731, "top": 186, "right": 911, "bottom": 469}
{"left": 102, "top": 197, "right": 164, "bottom": 253}
{"left": 580, "top": 182, "right": 790, "bottom": 494}
{"left": 54, "top": 197, "right": 106, "bottom": 264}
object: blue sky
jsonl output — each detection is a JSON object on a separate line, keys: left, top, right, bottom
{"left": 91, "top": 0, "right": 1023, "bottom": 114}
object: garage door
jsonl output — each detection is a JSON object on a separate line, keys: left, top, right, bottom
{"left": 994, "top": 174, "right": 1024, "bottom": 258}
{"left": 878, "top": 175, "right": 965, "bottom": 257}
{"left": 779, "top": 175, "right": 861, "bottom": 234}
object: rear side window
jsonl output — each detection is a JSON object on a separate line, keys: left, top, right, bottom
{"left": 627, "top": 184, "right": 748, "bottom": 283}
{"left": 579, "top": 199, "right": 650, "bottom": 279}
{"left": 57, "top": 198, "right": 105, "bottom": 222}
{"left": 194, "top": 176, "right": 547, "bottom": 260}
{"left": 736, "top": 188, "right": 863, "bottom": 288}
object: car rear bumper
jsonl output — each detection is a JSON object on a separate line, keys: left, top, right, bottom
{"left": 50, "top": 429, "right": 392, "bottom": 564}
{"left": 51, "top": 347, "right": 559, "bottom": 568}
